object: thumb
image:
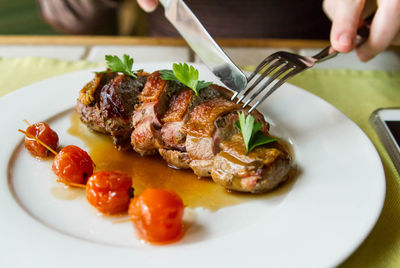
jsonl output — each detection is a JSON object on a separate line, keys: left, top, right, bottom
{"left": 137, "top": 0, "right": 159, "bottom": 12}
{"left": 330, "top": 0, "right": 365, "bottom": 53}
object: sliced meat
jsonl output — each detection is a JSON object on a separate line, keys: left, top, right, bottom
{"left": 139, "top": 71, "right": 167, "bottom": 103}
{"left": 77, "top": 72, "right": 117, "bottom": 134}
{"left": 131, "top": 71, "right": 183, "bottom": 155}
{"left": 184, "top": 98, "right": 241, "bottom": 138}
{"left": 159, "top": 148, "right": 191, "bottom": 169}
{"left": 189, "top": 159, "right": 214, "bottom": 177}
{"left": 162, "top": 89, "right": 194, "bottom": 123}
{"left": 183, "top": 99, "right": 272, "bottom": 179}
{"left": 178, "top": 98, "right": 240, "bottom": 177}
{"left": 159, "top": 86, "right": 230, "bottom": 167}
{"left": 100, "top": 74, "right": 141, "bottom": 119}
{"left": 130, "top": 117, "right": 163, "bottom": 155}
{"left": 212, "top": 134, "right": 291, "bottom": 193}
{"left": 185, "top": 135, "right": 215, "bottom": 160}
{"left": 213, "top": 111, "right": 269, "bottom": 148}
{"left": 160, "top": 86, "right": 227, "bottom": 150}
{"left": 77, "top": 72, "right": 146, "bottom": 150}
{"left": 160, "top": 121, "right": 186, "bottom": 151}
{"left": 161, "top": 89, "right": 193, "bottom": 151}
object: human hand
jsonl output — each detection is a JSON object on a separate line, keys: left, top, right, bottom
{"left": 323, "top": 0, "right": 400, "bottom": 61}
{"left": 137, "top": 0, "right": 159, "bottom": 12}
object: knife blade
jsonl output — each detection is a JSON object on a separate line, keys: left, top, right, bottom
{"left": 159, "top": 0, "right": 247, "bottom": 94}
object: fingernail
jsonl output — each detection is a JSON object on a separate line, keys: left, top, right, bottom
{"left": 357, "top": 50, "right": 372, "bottom": 62}
{"left": 139, "top": 0, "right": 157, "bottom": 12}
{"left": 338, "top": 32, "right": 353, "bottom": 47}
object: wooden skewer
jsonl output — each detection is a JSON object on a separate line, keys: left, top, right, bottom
{"left": 112, "top": 218, "right": 131, "bottom": 224}
{"left": 56, "top": 179, "right": 86, "bottom": 189}
{"left": 18, "top": 129, "right": 58, "bottom": 156}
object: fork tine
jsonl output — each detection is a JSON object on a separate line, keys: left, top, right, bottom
{"left": 230, "top": 91, "right": 239, "bottom": 101}
{"left": 242, "top": 64, "right": 292, "bottom": 108}
{"left": 246, "top": 53, "right": 278, "bottom": 82}
{"left": 248, "top": 68, "right": 301, "bottom": 113}
{"left": 236, "top": 58, "right": 284, "bottom": 104}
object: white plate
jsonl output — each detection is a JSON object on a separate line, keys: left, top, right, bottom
{"left": 0, "top": 63, "right": 385, "bottom": 268}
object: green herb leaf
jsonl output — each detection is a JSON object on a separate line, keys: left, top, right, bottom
{"left": 98, "top": 54, "right": 137, "bottom": 78}
{"left": 160, "top": 69, "right": 179, "bottom": 82}
{"left": 197, "top": 80, "right": 213, "bottom": 90}
{"left": 248, "top": 132, "right": 279, "bottom": 152}
{"left": 236, "top": 111, "right": 254, "bottom": 153}
{"left": 236, "top": 111, "right": 278, "bottom": 154}
{"left": 173, "top": 63, "right": 199, "bottom": 94}
{"left": 160, "top": 63, "right": 212, "bottom": 96}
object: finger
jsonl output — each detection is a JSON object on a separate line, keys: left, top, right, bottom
{"left": 137, "top": 0, "right": 159, "bottom": 12}
{"left": 330, "top": 0, "right": 366, "bottom": 53}
{"left": 393, "top": 31, "right": 400, "bottom": 45}
{"left": 357, "top": 0, "right": 400, "bottom": 61}
{"left": 322, "top": 0, "right": 335, "bottom": 20}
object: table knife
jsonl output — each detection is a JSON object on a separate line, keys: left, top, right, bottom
{"left": 159, "top": 0, "right": 247, "bottom": 94}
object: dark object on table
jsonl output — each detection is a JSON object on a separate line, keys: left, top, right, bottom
{"left": 370, "top": 108, "right": 400, "bottom": 175}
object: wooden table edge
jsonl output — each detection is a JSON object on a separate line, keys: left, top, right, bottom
{"left": 0, "top": 35, "right": 330, "bottom": 48}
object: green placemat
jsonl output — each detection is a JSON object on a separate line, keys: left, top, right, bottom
{"left": 1, "top": 57, "right": 400, "bottom": 267}
{"left": 289, "top": 69, "right": 400, "bottom": 267}
{"left": 0, "top": 57, "right": 103, "bottom": 96}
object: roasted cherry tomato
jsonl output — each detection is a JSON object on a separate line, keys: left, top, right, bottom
{"left": 24, "top": 122, "right": 58, "bottom": 158}
{"left": 129, "top": 188, "right": 184, "bottom": 244}
{"left": 52, "top": 145, "right": 95, "bottom": 184}
{"left": 86, "top": 170, "right": 133, "bottom": 215}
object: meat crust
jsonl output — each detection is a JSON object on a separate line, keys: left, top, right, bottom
{"left": 183, "top": 98, "right": 241, "bottom": 138}
{"left": 77, "top": 73, "right": 146, "bottom": 150}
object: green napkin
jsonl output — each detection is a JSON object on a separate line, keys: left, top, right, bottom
{"left": 1, "top": 57, "right": 400, "bottom": 267}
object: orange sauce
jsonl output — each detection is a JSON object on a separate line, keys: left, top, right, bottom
{"left": 68, "top": 112, "right": 295, "bottom": 211}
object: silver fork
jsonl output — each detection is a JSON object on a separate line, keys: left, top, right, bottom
{"left": 235, "top": 14, "right": 374, "bottom": 112}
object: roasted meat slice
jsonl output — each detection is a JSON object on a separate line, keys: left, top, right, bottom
{"left": 159, "top": 86, "right": 231, "bottom": 169}
{"left": 184, "top": 98, "right": 241, "bottom": 138}
{"left": 77, "top": 72, "right": 116, "bottom": 134}
{"left": 183, "top": 98, "right": 241, "bottom": 177}
{"left": 160, "top": 86, "right": 227, "bottom": 150}
{"left": 160, "top": 89, "right": 194, "bottom": 151}
{"left": 159, "top": 148, "right": 191, "bottom": 169}
{"left": 212, "top": 134, "right": 291, "bottom": 193}
{"left": 131, "top": 71, "right": 184, "bottom": 155}
{"left": 77, "top": 72, "right": 146, "bottom": 150}
{"left": 183, "top": 98, "right": 272, "bottom": 178}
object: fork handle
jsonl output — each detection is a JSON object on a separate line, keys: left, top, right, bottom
{"left": 312, "top": 12, "right": 375, "bottom": 63}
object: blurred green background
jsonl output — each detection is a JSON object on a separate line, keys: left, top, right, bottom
{"left": 0, "top": 0, "right": 58, "bottom": 34}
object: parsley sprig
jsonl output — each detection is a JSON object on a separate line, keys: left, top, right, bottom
{"left": 98, "top": 54, "right": 137, "bottom": 78}
{"left": 159, "top": 63, "right": 212, "bottom": 96}
{"left": 235, "top": 112, "right": 278, "bottom": 154}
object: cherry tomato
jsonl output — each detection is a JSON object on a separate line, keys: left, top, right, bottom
{"left": 52, "top": 145, "right": 95, "bottom": 184}
{"left": 24, "top": 122, "right": 58, "bottom": 158}
{"left": 129, "top": 188, "right": 184, "bottom": 244}
{"left": 86, "top": 170, "right": 133, "bottom": 215}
